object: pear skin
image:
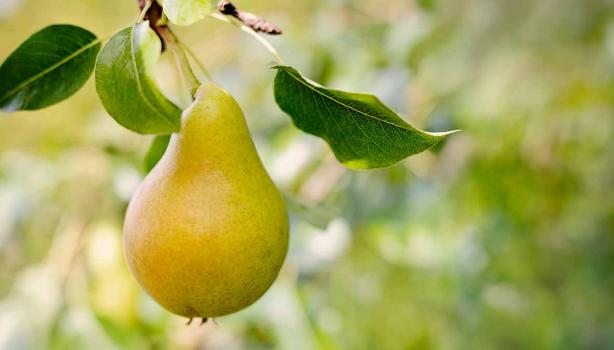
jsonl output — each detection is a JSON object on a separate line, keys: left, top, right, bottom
{"left": 123, "top": 83, "right": 289, "bottom": 318}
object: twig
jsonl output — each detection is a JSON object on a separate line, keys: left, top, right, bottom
{"left": 217, "top": 0, "right": 282, "bottom": 35}
{"left": 136, "top": 0, "right": 167, "bottom": 50}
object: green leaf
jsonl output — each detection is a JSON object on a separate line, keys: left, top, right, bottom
{"left": 95, "top": 22, "right": 182, "bottom": 134}
{"left": 163, "top": 0, "right": 212, "bottom": 26}
{"left": 144, "top": 134, "right": 171, "bottom": 173}
{"left": 273, "top": 66, "right": 458, "bottom": 169}
{"left": 0, "top": 25, "right": 100, "bottom": 112}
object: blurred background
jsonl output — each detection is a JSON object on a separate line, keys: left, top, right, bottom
{"left": 1, "top": 0, "right": 614, "bottom": 349}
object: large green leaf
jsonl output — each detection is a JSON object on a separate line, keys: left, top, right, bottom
{"left": 0, "top": 25, "right": 100, "bottom": 112}
{"left": 163, "top": 0, "right": 211, "bottom": 26}
{"left": 273, "top": 66, "right": 458, "bottom": 169}
{"left": 95, "top": 22, "right": 181, "bottom": 134}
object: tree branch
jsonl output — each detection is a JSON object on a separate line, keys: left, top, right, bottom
{"left": 136, "top": 0, "right": 167, "bottom": 49}
{"left": 217, "top": 0, "right": 282, "bottom": 35}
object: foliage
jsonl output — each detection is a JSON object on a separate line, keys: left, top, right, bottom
{"left": 163, "top": 0, "right": 212, "bottom": 26}
{"left": 273, "top": 65, "right": 456, "bottom": 169}
{"left": 95, "top": 22, "right": 182, "bottom": 134}
{"left": 0, "top": 25, "right": 100, "bottom": 111}
{"left": 0, "top": 0, "right": 454, "bottom": 169}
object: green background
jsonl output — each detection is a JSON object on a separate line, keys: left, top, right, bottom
{"left": 1, "top": 0, "right": 613, "bottom": 349}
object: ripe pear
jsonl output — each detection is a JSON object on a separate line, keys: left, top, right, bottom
{"left": 123, "top": 83, "right": 289, "bottom": 318}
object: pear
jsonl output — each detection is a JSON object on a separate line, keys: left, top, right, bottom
{"left": 123, "top": 83, "right": 289, "bottom": 318}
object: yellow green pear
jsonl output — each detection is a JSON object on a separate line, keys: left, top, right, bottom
{"left": 123, "top": 83, "right": 289, "bottom": 318}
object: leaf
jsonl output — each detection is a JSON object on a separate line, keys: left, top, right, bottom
{"left": 163, "top": 0, "right": 212, "bottom": 26}
{"left": 95, "top": 22, "right": 182, "bottom": 134}
{"left": 143, "top": 134, "right": 171, "bottom": 173}
{"left": 0, "top": 25, "right": 100, "bottom": 112}
{"left": 273, "top": 66, "right": 458, "bottom": 169}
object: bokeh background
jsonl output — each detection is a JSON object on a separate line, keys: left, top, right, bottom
{"left": 1, "top": 0, "right": 614, "bottom": 349}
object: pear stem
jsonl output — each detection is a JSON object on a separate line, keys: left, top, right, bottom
{"left": 174, "top": 37, "right": 215, "bottom": 83}
{"left": 159, "top": 28, "right": 202, "bottom": 104}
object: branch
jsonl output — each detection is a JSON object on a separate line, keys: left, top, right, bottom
{"left": 217, "top": 0, "right": 282, "bottom": 35}
{"left": 136, "top": 0, "right": 167, "bottom": 49}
